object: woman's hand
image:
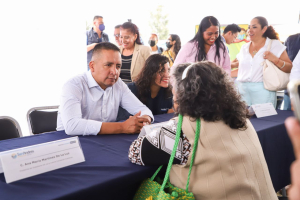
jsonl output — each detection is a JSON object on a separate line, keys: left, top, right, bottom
{"left": 263, "top": 51, "right": 278, "bottom": 64}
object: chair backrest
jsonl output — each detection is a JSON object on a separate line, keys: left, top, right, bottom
{"left": 0, "top": 116, "right": 22, "bottom": 141}
{"left": 27, "top": 106, "right": 59, "bottom": 135}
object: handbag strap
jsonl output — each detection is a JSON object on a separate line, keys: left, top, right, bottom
{"left": 150, "top": 165, "right": 163, "bottom": 181}
{"left": 185, "top": 117, "right": 200, "bottom": 192}
{"left": 267, "top": 39, "right": 273, "bottom": 51}
{"left": 160, "top": 114, "right": 200, "bottom": 193}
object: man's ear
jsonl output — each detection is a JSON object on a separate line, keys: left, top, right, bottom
{"left": 89, "top": 61, "right": 94, "bottom": 72}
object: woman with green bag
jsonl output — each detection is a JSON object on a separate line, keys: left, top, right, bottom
{"left": 129, "top": 61, "right": 278, "bottom": 200}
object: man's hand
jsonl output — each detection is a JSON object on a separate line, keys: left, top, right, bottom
{"left": 139, "top": 115, "right": 152, "bottom": 126}
{"left": 122, "top": 111, "right": 150, "bottom": 134}
{"left": 263, "top": 51, "right": 277, "bottom": 63}
{"left": 285, "top": 117, "right": 300, "bottom": 200}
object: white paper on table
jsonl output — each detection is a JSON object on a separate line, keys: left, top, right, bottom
{"left": 250, "top": 103, "right": 278, "bottom": 118}
{"left": 0, "top": 137, "right": 85, "bottom": 183}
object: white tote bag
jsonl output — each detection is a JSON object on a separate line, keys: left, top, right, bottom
{"left": 263, "top": 40, "right": 290, "bottom": 91}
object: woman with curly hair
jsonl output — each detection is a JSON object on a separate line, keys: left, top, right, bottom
{"left": 127, "top": 54, "right": 173, "bottom": 115}
{"left": 162, "top": 34, "right": 181, "bottom": 67}
{"left": 129, "top": 61, "right": 277, "bottom": 200}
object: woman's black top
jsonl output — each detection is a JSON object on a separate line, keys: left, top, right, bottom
{"left": 127, "top": 82, "right": 173, "bottom": 115}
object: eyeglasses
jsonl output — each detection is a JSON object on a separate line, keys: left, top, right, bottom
{"left": 114, "top": 34, "right": 120, "bottom": 38}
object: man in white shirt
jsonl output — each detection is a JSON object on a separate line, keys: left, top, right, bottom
{"left": 57, "top": 42, "right": 153, "bottom": 136}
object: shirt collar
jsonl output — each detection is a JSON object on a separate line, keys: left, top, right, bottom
{"left": 86, "top": 71, "right": 113, "bottom": 91}
{"left": 86, "top": 70, "right": 100, "bottom": 89}
{"left": 264, "top": 37, "right": 271, "bottom": 48}
{"left": 91, "top": 27, "right": 102, "bottom": 36}
{"left": 221, "top": 35, "right": 226, "bottom": 43}
{"left": 207, "top": 43, "right": 216, "bottom": 53}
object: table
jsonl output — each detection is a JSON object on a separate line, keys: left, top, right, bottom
{"left": 250, "top": 110, "right": 295, "bottom": 192}
{"left": 0, "top": 111, "right": 295, "bottom": 199}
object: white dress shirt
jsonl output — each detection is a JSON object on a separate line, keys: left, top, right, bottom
{"left": 237, "top": 37, "right": 286, "bottom": 82}
{"left": 56, "top": 71, "right": 154, "bottom": 136}
{"left": 290, "top": 50, "right": 300, "bottom": 81}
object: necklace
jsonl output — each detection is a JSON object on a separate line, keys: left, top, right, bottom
{"left": 251, "top": 39, "right": 266, "bottom": 56}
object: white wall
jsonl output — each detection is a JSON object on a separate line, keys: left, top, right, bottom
{"left": 0, "top": 1, "right": 86, "bottom": 136}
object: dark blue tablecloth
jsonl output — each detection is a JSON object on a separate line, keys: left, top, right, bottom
{"left": 0, "top": 111, "right": 295, "bottom": 199}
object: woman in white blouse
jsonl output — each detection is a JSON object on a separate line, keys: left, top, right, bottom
{"left": 236, "top": 16, "right": 292, "bottom": 108}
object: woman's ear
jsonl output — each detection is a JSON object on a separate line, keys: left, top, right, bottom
{"left": 134, "top": 34, "right": 138, "bottom": 41}
{"left": 262, "top": 26, "right": 268, "bottom": 34}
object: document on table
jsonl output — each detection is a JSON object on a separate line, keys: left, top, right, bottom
{"left": 0, "top": 137, "right": 85, "bottom": 183}
{"left": 250, "top": 103, "right": 278, "bottom": 118}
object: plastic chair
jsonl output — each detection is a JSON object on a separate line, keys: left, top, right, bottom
{"left": 27, "top": 106, "right": 59, "bottom": 135}
{"left": 0, "top": 116, "right": 22, "bottom": 141}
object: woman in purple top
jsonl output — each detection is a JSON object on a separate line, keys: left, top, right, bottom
{"left": 171, "top": 16, "right": 231, "bottom": 77}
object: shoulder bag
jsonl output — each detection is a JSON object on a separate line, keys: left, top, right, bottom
{"left": 133, "top": 114, "right": 200, "bottom": 200}
{"left": 263, "top": 40, "right": 290, "bottom": 91}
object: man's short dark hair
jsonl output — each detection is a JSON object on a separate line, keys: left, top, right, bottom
{"left": 92, "top": 42, "right": 120, "bottom": 58}
{"left": 223, "top": 24, "right": 241, "bottom": 34}
{"left": 115, "top": 25, "right": 121, "bottom": 29}
{"left": 151, "top": 33, "right": 158, "bottom": 40}
{"left": 93, "top": 16, "right": 103, "bottom": 21}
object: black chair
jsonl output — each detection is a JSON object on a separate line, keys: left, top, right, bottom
{"left": 27, "top": 106, "right": 59, "bottom": 135}
{"left": 0, "top": 116, "right": 22, "bottom": 141}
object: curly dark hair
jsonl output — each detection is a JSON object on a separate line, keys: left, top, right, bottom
{"left": 169, "top": 34, "right": 181, "bottom": 59}
{"left": 120, "top": 22, "right": 142, "bottom": 45}
{"left": 190, "top": 16, "right": 226, "bottom": 65}
{"left": 135, "top": 54, "right": 172, "bottom": 104}
{"left": 253, "top": 16, "right": 279, "bottom": 40}
{"left": 173, "top": 61, "right": 250, "bottom": 130}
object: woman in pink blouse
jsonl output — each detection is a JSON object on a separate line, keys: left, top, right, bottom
{"left": 171, "top": 16, "right": 231, "bottom": 77}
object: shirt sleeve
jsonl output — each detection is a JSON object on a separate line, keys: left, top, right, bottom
{"left": 271, "top": 39, "right": 286, "bottom": 58}
{"left": 128, "top": 120, "right": 191, "bottom": 166}
{"left": 86, "top": 31, "right": 88, "bottom": 45}
{"left": 119, "top": 81, "right": 154, "bottom": 122}
{"left": 172, "top": 43, "right": 189, "bottom": 67}
{"left": 143, "top": 46, "right": 151, "bottom": 60}
{"left": 222, "top": 48, "right": 231, "bottom": 76}
{"left": 290, "top": 50, "right": 300, "bottom": 81}
{"left": 284, "top": 37, "right": 290, "bottom": 55}
{"left": 59, "top": 82, "right": 102, "bottom": 136}
{"left": 170, "top": 43, "right": 190, "bottom": 85}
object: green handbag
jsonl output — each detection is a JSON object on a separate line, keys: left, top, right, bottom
{"left": 133, "top": 114, "right": 200, "bottom": 200}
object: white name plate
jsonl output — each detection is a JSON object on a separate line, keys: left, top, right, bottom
{"left": 250, "top": 103, "right": 278, "bottom": 118}
{"left": 0, "top": 137, "right": 85, "bottom": 183}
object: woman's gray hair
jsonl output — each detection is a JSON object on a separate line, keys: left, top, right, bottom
{"left": 172, "top": 61, "right": 249, "bottom": 130}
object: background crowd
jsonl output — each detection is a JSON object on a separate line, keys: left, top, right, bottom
{"left": 79, "top": 14, "right": 300, "bottom": 199}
